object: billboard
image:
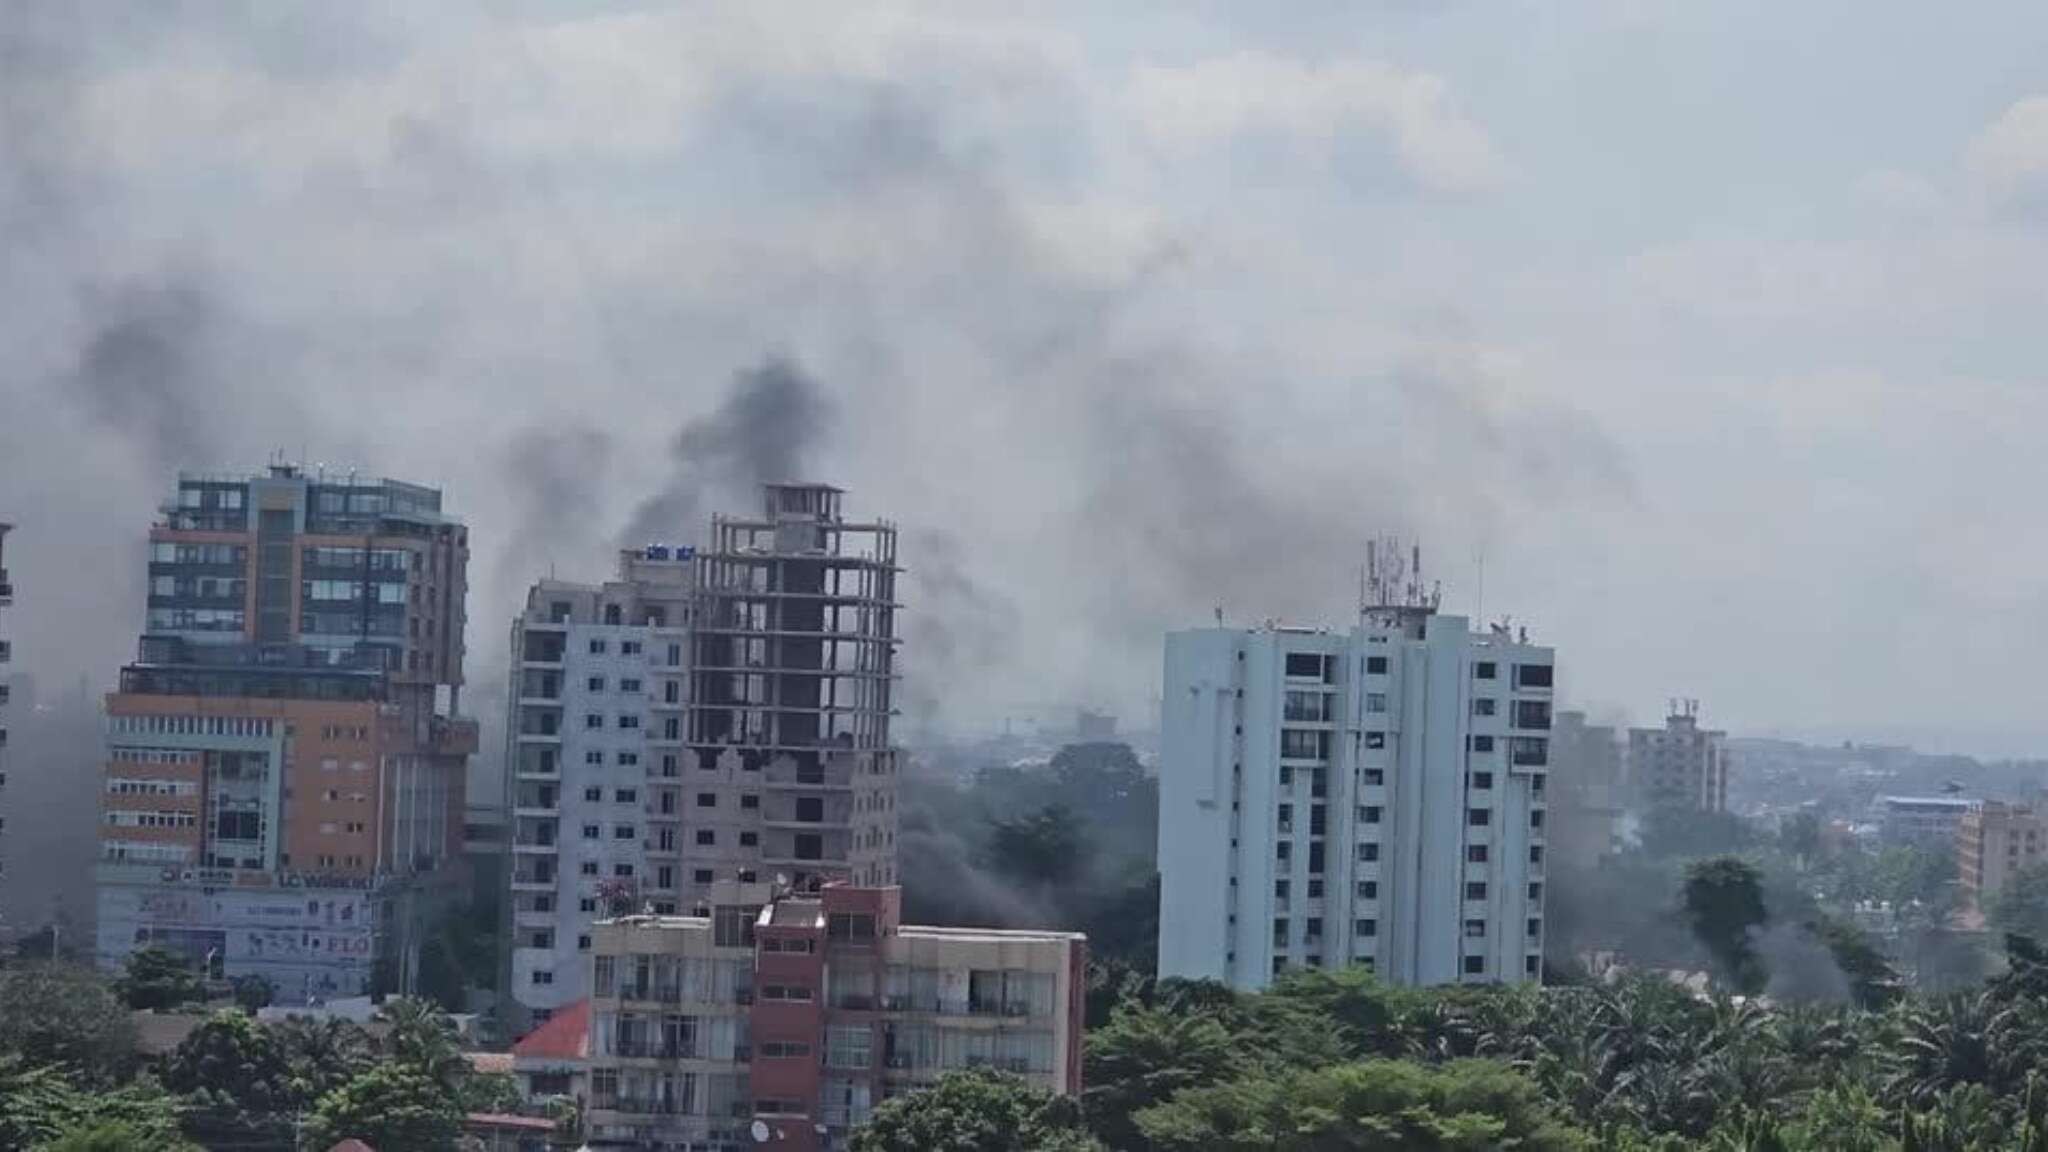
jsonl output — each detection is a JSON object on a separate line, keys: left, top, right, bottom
{"left": 98, "top": 876, "right": 380, "bottom": 1002}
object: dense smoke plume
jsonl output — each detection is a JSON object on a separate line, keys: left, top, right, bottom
{"left": 622, "top": 357, "right": 835, "bottom": 547}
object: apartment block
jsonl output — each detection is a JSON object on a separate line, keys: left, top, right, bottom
{"left": 1959, "top": 799, "right": 2048, "bottom": 908}
{"left": 1158, "top": 601, "right": 1555, "bottom": 991}
{"left": 509, "top": 547, "right": 695, "bottom": 1018}
{"left": 1549, "top": 711, "right": 1623, "bottom": 872}
{"left": 583, "top": 882, "right": 1084, "bottom": 1152}
{"left": 1627, "top": 702, "right": 1728, "bottom": 814}
{"left": 1875, "top": 794, "right": 1979, "bottom": 849}
{"left": 0, "top": 522, "right": 12, "bottom": 897}
{"left": 95, "top": 465, "right": 477, "bottom": 1001}
{"left": 508, "top": 484, "right": 901, "bottom": 1027}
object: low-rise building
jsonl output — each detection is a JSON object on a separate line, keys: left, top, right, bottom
{"left": 1875, "top": 795, "right": 1979, "bottom": 849}
{"left": 583, "top": 882, "right": 1084, "bottom": 1151}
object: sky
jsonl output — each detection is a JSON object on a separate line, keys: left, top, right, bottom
{"left": 7, "top": 2, "right": 2048, "bottom": 754}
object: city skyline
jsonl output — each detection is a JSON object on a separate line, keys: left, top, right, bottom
{"left": 11, "top": 5, "right": 2048, "bottom": 752}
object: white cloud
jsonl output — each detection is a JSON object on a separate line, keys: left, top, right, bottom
{"left": 1967, "top": 95, "right": 2048, "bottom": 220}
{"left": 1122, "top": 51, "right": 1504, "bottom": 193}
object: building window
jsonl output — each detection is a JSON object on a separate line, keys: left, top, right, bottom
{"left": 1529, "top": 882, "right": 1543, "bottom": 901}
{"left": 741, "top": 794, "right": 760, "bottom": 810}
{"left": 1356, "top": 880, "right": 1378, "bottom": 900}
{"left": 1272, "top": 918, "right": 1288, "bottom": 946}
{"left": 618, "top": 715, "right": 641, "bottom": 730}
{"left": 1284, "top": 690, "right": 1331, "bottom": 723}
{"left": 531, "top": 970, "right": 554, "bottom": 985}
{"left": 1284, "top": 652, "right": 1328, "bottom": 680}
{"left": 1465, "top": 918, "right": 1487, "bottom": 938}
{"left": 1474, "top": 661, "right": 1497, "bottom": 680}
{"left": 1360, "top": 805, "right": 1382, "bottom": 824}
{"left": 1365, "top": 732, "right": 1386, "bottom": 750}
{"left": 1362, "top": 768, "right": 1383, "bottom": 786}
{"left": 1526, "top": 955, "right": 1541, "bottom": 977}
{"left": 1528, "top": 919, "right": 1542, "bottom": 937}
{"left": 1473, "top": 697, "right": 1496, "bottom": 717}
{"left": 1356, "top": 843, "right": 1379, "bottom": 863}
{"left": 1514, "top": 700, "right": 1552, "bottom": 730}
{"left": 1531, "top": 810, "right": 1546, "bottom": 830}
{"left": 740, "top": 831, "right": 758, "bottom": 847}
{"left": 1472, "top": 735, "right": 1495, "bottom": 752}
{"left": 1530, "top": 846, "right": 1544, "bottom": 865}
{"left": 1366, "top": 655, "right": 1388, "bottom": 674}
{"left": 696, "top": 830, "right": 715, "bottom": 846}
{"left": 584, "top": 751, "right": 604, "bottom": 766}
{"left": 588, "top": 676, "right": 605, "bottom": 692}
{"left": 585, "top": 713, "right": 603, "bottom": 730}
{"left": 580, "top": 861, "right": 600, "bottom": 876}
{"left": 1467, "top": 845, "right": 1488, "bottom": 863}
{"left": 693, "top": 869, "right": 714, "bottom": 883}
{"left": 1466, "top": 881, "right": 1488, "bottom": 900}
{"left": 578, "top": 934, "right": 591, "bottom": 951}
{"left": 619, "top": 678, "right": 642, "bottom": 693}
{"left": 1281, "top": 729, "right": 1331, "bottom": 760}
{"left": 613, "top": 864, "right": 634, "bottom": 878}
{"left": 1276, "top": 842, "right": 1292, "bottom": 863}
{"left": 616, "top": 788, "right": 637, "bottom": 803}
{"left": 1275, "top": 878, "right": 1290, "bottom": 901}
{"left": 1471, "top": 771, "right": 1494, "bottom": 789}
{"left": 579, "top": 898, "right": 597, "bottom": 913}
{"left": 1355, "top": 918, "right": 1377, "bottom": 937}
{"left": 1365, "top": 693, "right": 1388, "bottom": 714}
{"left": 614, "top": 825, "right": 637, "bottom": 839}
{"left": 696, "top": 792, "right": 717, "bottom": 808}
{"left": 1468, "top": 809, "right": 1490, "bottom": 826}
{"left": 582, "top": 824, "right": 600, "bottom": 840}
{"left": 1464, "top": 956, "right": 1485, "bottom": 975}
{"left": 1514, "top": 663, "right": 1553, "bottom": 689}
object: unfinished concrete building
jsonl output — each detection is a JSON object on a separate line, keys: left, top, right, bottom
{"left": 687, "top": 485, "right": 900, "bottom": 894}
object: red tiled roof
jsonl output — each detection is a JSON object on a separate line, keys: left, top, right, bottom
{"left": 511, "top": 998, "right": 589, "bottom": 1060}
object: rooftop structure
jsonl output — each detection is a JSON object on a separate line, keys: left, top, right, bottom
{"left": 1628, "top": 701, "right": 1728, "bottom": 814}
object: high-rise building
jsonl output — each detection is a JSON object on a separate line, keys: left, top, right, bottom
{"left": 1158, "top": 601, "right": 1555, "bottom": 990}
{"left": 0, "top": 522, "right": 12, "bottom": 901}
{"left": 1627, "top": 702, "right": 1728, "bottom": 814}
{"left": 688, "top": 484, "right": 900, "bottom": 892}
{"left": 507, "top": 483, "right": 901, "bottom": 1026}
{"left": 508, "top": 546, "right": 696, "bottom": 1020}
{"left": 95, "top": 466, "right": 476, "bottom": 1001}
{"left": 581, "top": 881, "right": 1084, "bottom": 1152}
{"left": 1549, "top": 711, "right": 1623, "bottom": 872}
{"left": 1959, "top": 799, "right": 2048, "bottom": 908}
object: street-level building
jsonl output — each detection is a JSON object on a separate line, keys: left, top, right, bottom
{"left": 1158, "top": 596, "right": 1555, "bottom": 991}
{"left": 583, "top": 882, "right": 1084, "bottom": 1152}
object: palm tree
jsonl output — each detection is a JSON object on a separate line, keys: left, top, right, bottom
{"left": 273, "top": 1015, "right": 373, "bottom": 1108}
{"left": 377, "top": 997, "right": 466, "bottom": 1088}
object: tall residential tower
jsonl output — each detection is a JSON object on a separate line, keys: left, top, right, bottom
{"left": 1158, "top": 582, "right": 1554, "bottom": 990}
{"left": 1627, "top": 702, "right": 1727, "bottom": 814}
{"left": 508, "top": 483, "right": 901, "bottom": 1025}
{"left": 95, "top": 466, "right": 476, "bottom": 1001}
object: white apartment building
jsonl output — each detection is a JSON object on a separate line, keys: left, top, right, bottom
{"left": 1627, "top": 702, "right": 1728, "bottom": 813}
{"left": 508, "top": 484, "right": 903, "bottom": 1029}
{"left": 510, "top": 547, "right": 695, "bottom": 1020}
{"left": 1158, "top": 606, "right": 1554, "bottom": 991}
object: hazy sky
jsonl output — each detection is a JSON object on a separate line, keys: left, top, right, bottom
{"left": 7, "top": 2, "right": 2048, "bottom": 750}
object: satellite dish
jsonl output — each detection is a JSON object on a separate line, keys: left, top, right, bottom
{"left": 751, "top": 1119, "right": 771, "bottom": 1143}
